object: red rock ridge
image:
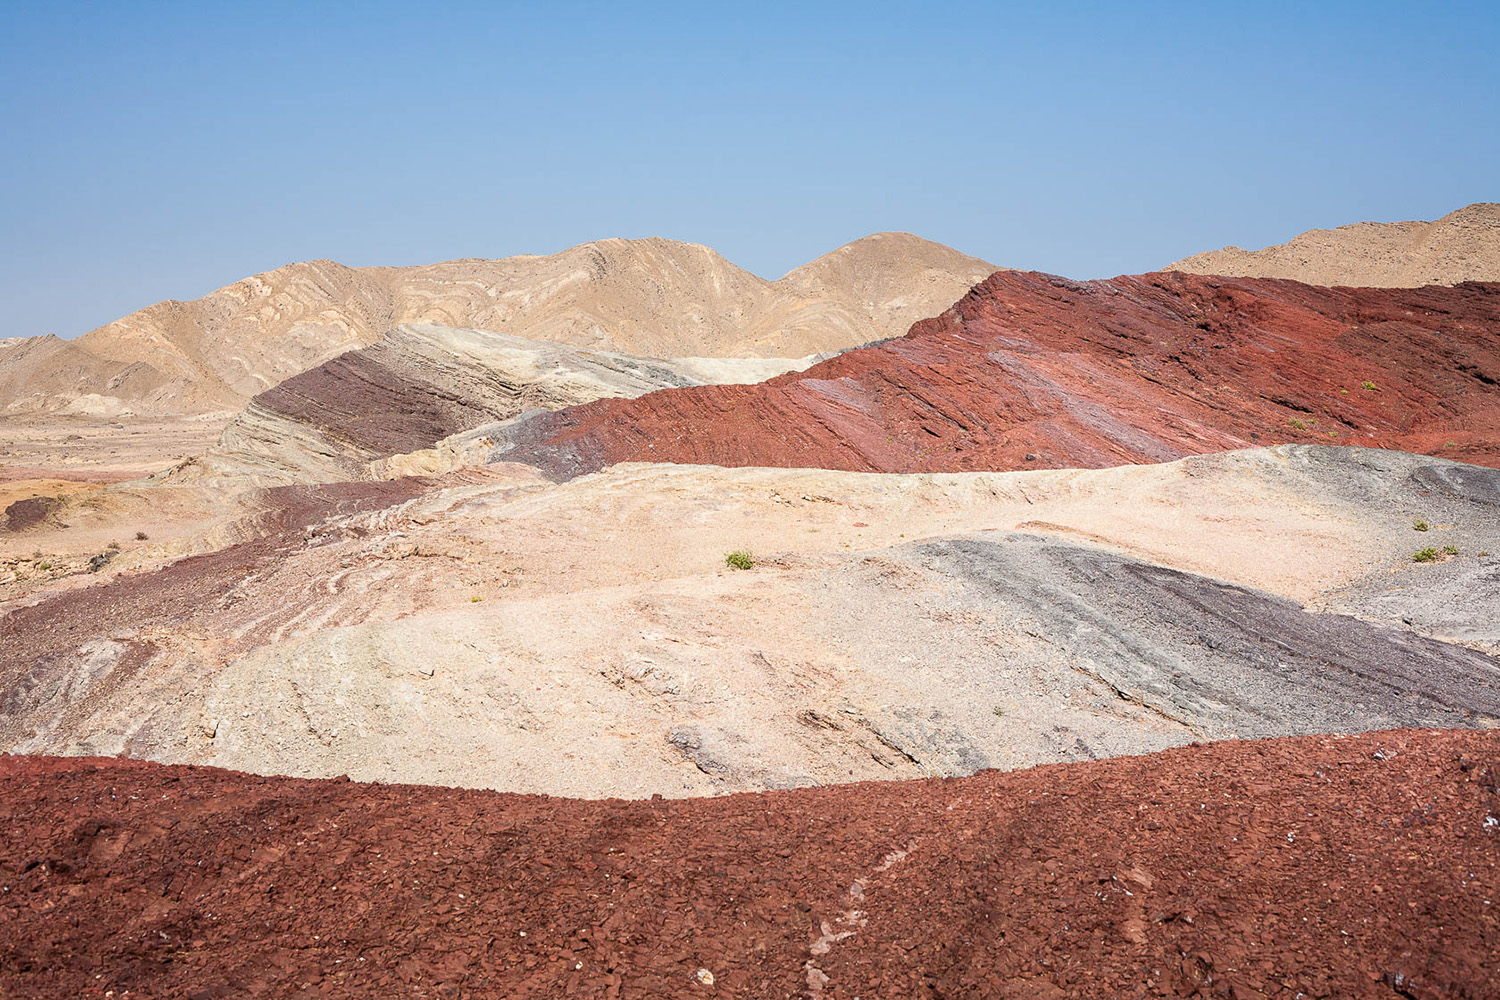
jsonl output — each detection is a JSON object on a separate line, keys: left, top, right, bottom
{"left": 494, "top": 271, "right": 1500, "bottom": 478}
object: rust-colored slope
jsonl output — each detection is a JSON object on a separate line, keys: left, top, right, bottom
{"left": 2, "top": 729, "right": 1496, "bottom": 998}
{"left": 493, "top": 271, "right": 1500, "bottom": 478}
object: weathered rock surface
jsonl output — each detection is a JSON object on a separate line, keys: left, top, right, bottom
{"left": 1, "top": 729, "right": 1496, "bottom": 998}
{"left": 1169, "top": 202, "right": 1500, "bottom": 287}
{"left": 168, "top": 323, "right": 828, "bottom": 484}
{"left": 485, "top": 270, "right": 1500, "bottom": 478}
{"left": 0, "top": 234, "right": 996, "bottom": 418}
{"left": 4, "top": 446, "right": 1497, "bottom": 796}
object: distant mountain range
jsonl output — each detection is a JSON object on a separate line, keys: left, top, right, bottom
{"left": 1167, "top": 202, "right": 1500, "bottom": 287}
{"left": 0, "top": 233, "right": 997, "bottom": 418}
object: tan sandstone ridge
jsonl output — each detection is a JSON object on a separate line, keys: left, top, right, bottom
{"left": 0, "top": 234, "right": 997, "bottom": 420}
{"left": 1168, "top": 202, "right": 1500, "bottom": 286}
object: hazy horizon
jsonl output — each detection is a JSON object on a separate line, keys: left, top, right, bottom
{"left": 3, "top": 0, "right": 1497, "bottom": 339}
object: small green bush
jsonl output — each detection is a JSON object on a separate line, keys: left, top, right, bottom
{"left": 1289, "top": 417, "right": 1317, "bottom": 431}
{"left": 1413, "top": 519, "right": 1429, "bottom": 532}
{"left": 725, "top": 550, "right": 754, "bottom": 570}
{"left": 1362, "top": 381, "right": 1378, "bottom": 391}
{"left": 1413, "top": 547, "right": 1439, "bottom": 563}
{"left": 1442, "top": 545, "right": 1459, "bottom": 556}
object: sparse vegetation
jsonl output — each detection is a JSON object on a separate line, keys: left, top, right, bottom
{"left": 1413, "top": 547, "right": 1439, "bottom": 563}
{"left": 992, "top": 706, "right": 1006, "bottom": 717}
{"left": 1289, "top": 417, "right": 1317, "bottom": 431}
{"left": 106, "top": 540, "right": 121, "bottom": 551}
{"left": 725, "top": 550, "right": 754, "bottom": 570}
{"left": 1442, "top": 545, "right": 1459, "bottom": 556}
{"left": 36, "top": 561, "right": 51, "bottom": 570}
{"left": 1480, "top": 550, "right": 1492, "bottom": 557}
{"left": 1362, "top": 381, "right": 1378, "bottom": 391}
{"left": 471, "top": 595, "right": 483, "bottom": 602}
{"left": 1413, "top": 519, "right": 1429, "bottom": 532}
{"left": 135, "top": 530, "right": 149, "bottom": 541}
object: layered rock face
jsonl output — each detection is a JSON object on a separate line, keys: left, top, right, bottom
{"left": 170, "top": 323, "right": 829, "bottom": 484}
{"left": 1168, "top": 202, "right": 1500, "bottom": 287}
{"left": 0, "top": 234, "right": 996, "bottom": 417}
{"left": 486, "top": 270, "right": 1500, "bottom": 478}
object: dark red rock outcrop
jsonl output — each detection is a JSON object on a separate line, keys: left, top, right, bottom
{"left": 1, "top": 729, "right": 1496, "bottom": 998}
{"left": 492, "top": 271, "right": 1500, "bottom": 478}
{"left": 255, "top": 349, "right": 501, "bottom": 456}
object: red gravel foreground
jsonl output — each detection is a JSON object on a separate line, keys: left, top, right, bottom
{"left": 1, "top": 730, "right": 1496, "bottom": 999}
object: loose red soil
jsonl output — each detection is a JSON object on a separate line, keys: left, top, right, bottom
{"left": 1, "top": 729, "right": 1495, "bottom": 998}
{"left": 497, "top": 272, "right": 1500, "bottom": 478}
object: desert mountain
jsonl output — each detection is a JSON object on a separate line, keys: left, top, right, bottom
{"left": 0, "top": 234, "right": 997, "bottom": 418}
{"left": 478, "top": 270, "right": 1500, "bottom": 479}
{"left": 1168, "top": 202, "right": 1500, "bottom": 286}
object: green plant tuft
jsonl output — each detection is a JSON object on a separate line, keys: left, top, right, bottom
{"left": 1362, "top": 381, "right": 1378, "bottom": 391}
{"left": 1442, "top": 545, "right": 1459, "bottom": 556}
{"left": 1413, "top": 547, "right": 1439, "bottom": 563}
{"left": 1413, "top": 519, "right": 1429, "bottom": 532}
{"left": 725, "top": 550, "right": 754, "bottom": 570}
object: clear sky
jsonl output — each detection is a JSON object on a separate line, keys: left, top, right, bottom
{"left": 3, "top": 0, "right": 1497, "bottom": 339}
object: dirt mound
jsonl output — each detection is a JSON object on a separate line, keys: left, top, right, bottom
{"left": 0, "top": 729, "right": 1495, "bottom": 998}
{"left": 1169, "top": 203, "right": 1500, "bottom": 287}
{"left": 0, "top": 235, "right": 995, "bottom": 419}
{"left": 486, "top": 271, "right": 1500, "bottom": 478}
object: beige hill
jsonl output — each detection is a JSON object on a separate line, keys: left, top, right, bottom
{"left": 0, "top": 234, "right": 996, "bottom": 418}
{"left": 1167, "top": 203, "right": 1500, "bottom": 287}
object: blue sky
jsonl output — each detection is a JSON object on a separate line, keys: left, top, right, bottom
{"left": 2, "top": 1, "right": 1497, "bottom": 339}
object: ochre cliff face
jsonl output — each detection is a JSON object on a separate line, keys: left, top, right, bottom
{"left": 494, "top": 271, "right": 1500, "bottom": 478}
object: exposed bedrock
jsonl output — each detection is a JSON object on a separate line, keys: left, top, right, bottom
{"left": 484, "top": 270, "right": 1500, "bottom": 478}
{"left": 917, "top": 535, "right": 1500, "bottom": 736}
{"left": 6, "top": 518, "right": 1496, "bottom": 796}
{"left": 169, "top": 323, "right": 829, "bottom": 484}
